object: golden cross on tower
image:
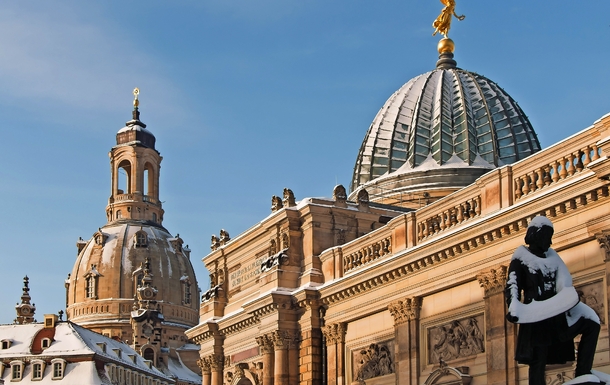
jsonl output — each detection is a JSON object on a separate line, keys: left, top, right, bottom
{"left": 133, "top": 87, "right": 140, "bottom": 108}
{"left": 432, "top": 0, "right": 465, "bottom": 38}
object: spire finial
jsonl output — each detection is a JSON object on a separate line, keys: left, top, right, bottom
{"left": 133, "top": 88, "right": 140, "bottom": 108}
{"left": 132, "top": 88, "right": 141, "bottom": 120}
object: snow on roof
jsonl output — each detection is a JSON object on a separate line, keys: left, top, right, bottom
{"left": 166, "top": 354, "right": 201, "bottom": 384}
{"left": 0, "top": 322, "right": 173, "bottom": 382}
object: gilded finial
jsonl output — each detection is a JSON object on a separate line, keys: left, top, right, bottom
{"left": 432, "top": 0, "right": 465, "bottom": 39}
{"left": 133, "top": 87, "right": 140, "bottom": 108}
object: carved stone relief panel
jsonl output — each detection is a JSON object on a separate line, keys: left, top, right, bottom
{"left": 576, "top": 280, "right": 605, "bottom": 324}
{"left": 351, "top": 341, "right": 394, "bottom": 382}
{"left": 427, "top": 315, "right": 484, "bottom": 365}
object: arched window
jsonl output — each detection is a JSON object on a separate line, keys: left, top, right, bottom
{"left": 116, "top": 210, "right": 122, "bottom": 219}
{"left": 117, "top": 160, "right": 132, "bottom": 195}
{"left": 143, "top": 347, "right": 155, "bottom": 362}
{"left": 134, "top": 231, "right": 148, "bottom": 248}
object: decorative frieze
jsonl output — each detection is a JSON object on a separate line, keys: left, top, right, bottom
{"left": 476, "top": 265, "right": 508, "bottom": 297}
{"left": 427, "top": 315, "right": 485, "bottom": 364}
{"left": 352, "top": 342, "right": 394, "bottom": 382}
{"left": 577, "top": 280, "right": 605, "bottom": 324}
{"left": 388, "top": 297, "right": 422, "bottom": 326}
{"left": 321, "top": 322, "right": 347, "bottom": 345}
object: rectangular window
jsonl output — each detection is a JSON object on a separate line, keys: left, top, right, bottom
{"left": 32, "top": 364, "right": 42, "bottom": 379}
{"left": 12, "top": 364, "right": 21, "bottom": 380}
{"left": 53, "top": 363, "right": 63, "bottom": 379}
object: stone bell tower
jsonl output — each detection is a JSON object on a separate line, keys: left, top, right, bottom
{"left": 15, "top": 276, "right": 36, "bottom": 324}
{"left": 105, "top": 88, "right": 165, "bottom": 226}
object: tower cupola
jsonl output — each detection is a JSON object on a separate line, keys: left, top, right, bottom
{"left": 106, "top": 88, "right": 165, "bottom": 226}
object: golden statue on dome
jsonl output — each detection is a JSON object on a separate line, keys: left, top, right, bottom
{"left": 432, "top": 0, "right": 465, "bottom": 38}
{"left": 133, "top": 87, "right": 140, "bottom": 108}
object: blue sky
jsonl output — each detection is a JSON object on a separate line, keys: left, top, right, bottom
{"left": 0, "top": 1, "right": 609, "bottom": 324}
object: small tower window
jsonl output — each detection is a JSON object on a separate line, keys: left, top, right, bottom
{"left": 134, "top": 231, "right": 148, "bottom": 248}
{"left": 116, "top": 210, "right": 122, "bottom": 219}
{"left": 181, "top": 276, "right": 192, "bottom": 305}
{"left": 84, "top": 264, "right": 101, "bottom": 299}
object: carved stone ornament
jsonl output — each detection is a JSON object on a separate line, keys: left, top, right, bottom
{"left": 208, "top": 354, "right": 224, "bottom": 371}
{"left": 211, "top": 235, "right": 220, "bottom": 250}
{"left": 423, "top": 361, "right": 472, "bottom": 385}
{"left": 219, "top": 229, "right": 231, "bottom": 245}
{"left": 260, "top": 249, "right": 289, "bottom": 273}
{"left": 255, "top": 334, "right": 275, "bottom": 354}
{"left": 353, "top": 343, "right": 394, "bottom": 382}
{"left": 201, "top": 285, "right": 220, "bottom": 303}
{"left": 595, "top": 229, "right": 610, "bottom": 262}
{"left": 271, "top": 195, "right": 284, "bottom": 212}
{"left": 322, "top": 322, "right": 347, "bottom": 345}
{"left": 333, "top": 184, "right": 347, "bottom": 203}
{"left": 357, "top": 189, "right": 369, "bottom": 209}
{"left": 197, "top": 357, "right": 211, "bottom": 373}
{"left": 476, "top": 265, "right": 507, "bottom": 297}
{"left": 388, "top": 297, "right": 422, "bottom": 326}
{"left": 577, "top": 281, "right": 605, "bottom": 324}
{"left": 428, "top": 316, "right": 485, "bottom": 364}
{"left": 283, "top": 188, "right": 296, "bottom": 207}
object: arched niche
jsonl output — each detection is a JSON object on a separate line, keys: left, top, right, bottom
{"left": 423, "top": 364, "right": 472, "bottom": 385}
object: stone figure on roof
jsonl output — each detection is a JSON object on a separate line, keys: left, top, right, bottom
{"left": 432, "top": 0, "right": 465, "bottom": 38}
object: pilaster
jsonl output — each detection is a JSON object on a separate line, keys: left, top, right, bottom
{"left": 322, "top": 322, "right": 347, "bottom": 385}
{"left": 388, "top": 297, "right": 421, "bottom": 385}
{"left": 256, "top": 334, "right": 276, "bottom": 385}
{"left": 477, "top": 265, "right": 516, "bottom": 385}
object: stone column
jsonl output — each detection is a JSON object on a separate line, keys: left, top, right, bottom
{"left": 388, "top": 297, "right": 421, "bottom": 385}
{"left": 322, "top": 322, "right": 347, "bottom": 385}
{"left": 209, "top": 354, "right": 224, "bottom": 385}
{"left": 197, "top": 358, "right": 211, "bottom": 385}
{"left": 288, "top": 331, "right": 300, "bottom": 385}
{"left": 273, "top": 330, "right": 290, "bottom": 385}
{"left": 256, "top": 334, "right": 275, "bottom": 385}
{"left": 477, "top": 265, "right": 516, "bottom": 385}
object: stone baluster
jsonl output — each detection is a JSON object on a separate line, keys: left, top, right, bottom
{"left": 551, "top": 160, "right": 560, "bottom": 183}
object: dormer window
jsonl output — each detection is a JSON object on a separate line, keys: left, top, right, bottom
{"left": 134, "top": 231, "right": 148, "bottom": 248}
{"left": 31, "top": 360, "right": 45, "bottom": 380}
{"left": 1, "top": 339, "right": 12, "bottom": 349}
{"left": 84, "top": 265, "right": 101, "bottom": 299}
{"left": 180, "top": 276, "right": 192, "bottom": 305}
{"left": 41, "top": 338, "right": 52, "bottom": 349}
{"left": 10, "top": 360, "right": 24, "bottom": 381}
{"left": 51, "top": 358, "right": 66, "bottom": 380}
